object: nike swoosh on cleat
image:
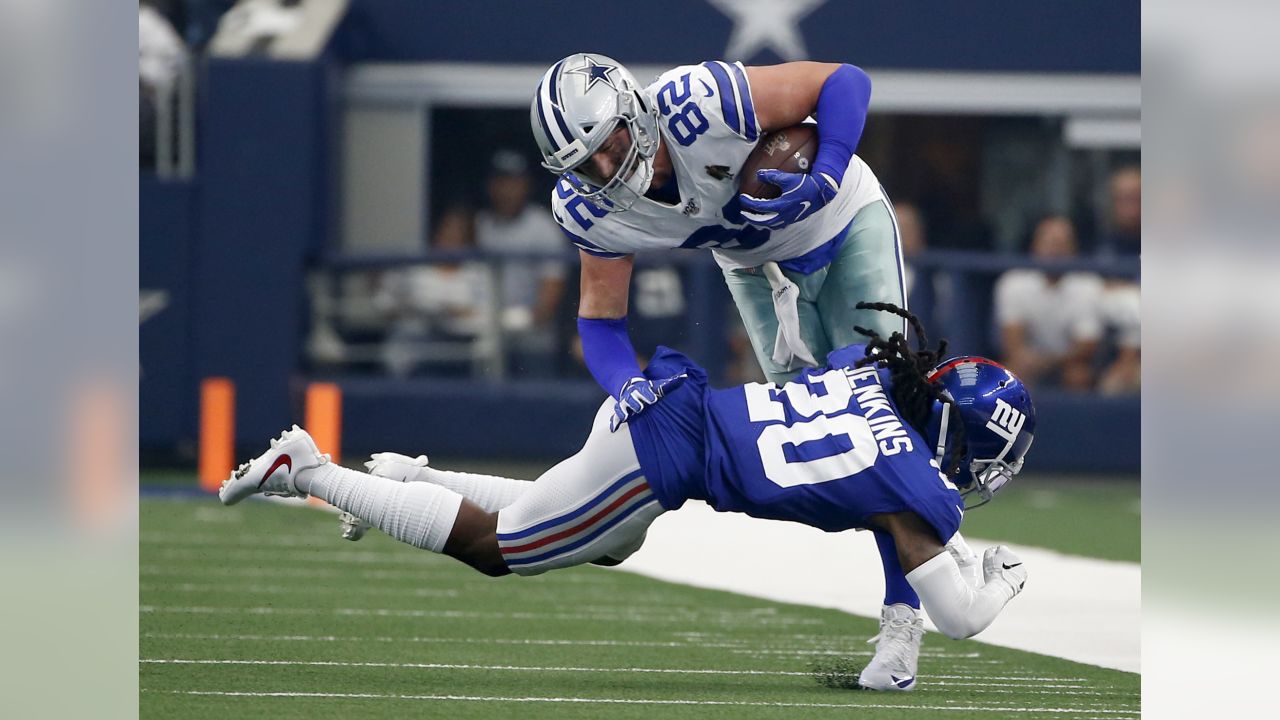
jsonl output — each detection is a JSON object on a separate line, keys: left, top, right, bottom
{"left": 1003, "top": 562, "right": 1023, "bottom": 570}
{"left": 257, "top": 454, "right": 293, "bottom": 489}
{"left": 891, "top": 675, "right": 915, "bottom": 688}
{"left": 700, "top": 79, "right": 714, "bottom": 97}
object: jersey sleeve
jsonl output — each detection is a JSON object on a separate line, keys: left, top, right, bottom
{"left": 696, "top": 61, "right": 759, "bottom": 142}
{"left": 549, "top": 176, "right": 628, "bottom": 259}
{"left": 650, "top": 62, "right": 761, "bottom": 150}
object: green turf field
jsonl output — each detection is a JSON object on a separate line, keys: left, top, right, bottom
{"left": 957, "top": 474, "right": 1139, "bottom": 562}
{"left": 140, "top": 489, "right": 1139, "bottom": 719}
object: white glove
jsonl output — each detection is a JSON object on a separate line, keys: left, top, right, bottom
{"left": 364, "top": 452, "right": 431, "bottom": 483}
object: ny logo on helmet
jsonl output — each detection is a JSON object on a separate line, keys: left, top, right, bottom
{"left": 985, "top": 398, "right": 1026, "bottom": 440}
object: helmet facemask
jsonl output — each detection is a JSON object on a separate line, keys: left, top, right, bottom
{"left": 956, "top": 421, "right": 1034, "bottom": 510}
{"left": 564, "top": 90, "right": 659, "bottom": 212}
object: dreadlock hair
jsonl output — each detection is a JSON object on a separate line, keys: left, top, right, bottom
{"left": 852, "top": 302, "right": 969, "bottom": 481}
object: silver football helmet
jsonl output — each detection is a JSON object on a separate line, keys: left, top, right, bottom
{"left": 530, "top": 53, "right": 660, "bottom": 212}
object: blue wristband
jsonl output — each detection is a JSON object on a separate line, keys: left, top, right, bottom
{"left": 577, "top": 316, "right": 643, "bottom": 397}
{"left": 812, "top": 64, "right": 873, "bottom": 197}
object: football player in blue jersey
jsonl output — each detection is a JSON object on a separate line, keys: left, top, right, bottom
{"left": 530, "top": 52, "right": 938, "bottom": 690}
{"left": 222, "top": 305, "right": 1036, "bottom": 690}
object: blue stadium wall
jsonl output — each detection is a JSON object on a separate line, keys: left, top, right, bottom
{"left": 140, "top": 0, "right": 1140, "bottom": 473}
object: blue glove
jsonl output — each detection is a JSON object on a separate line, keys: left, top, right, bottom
{"left": 609, "top": 373, "right": 689, "bottom": 432}
{"left": 739, "top": 169, "right": 839, "bottom": 229}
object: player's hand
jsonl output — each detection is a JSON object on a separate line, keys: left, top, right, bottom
{"left": 609, "top": 373, "right": 689, "bottom": 432}
{"left": 739, "top": 169, "right": 839, "bottom": 229}
{"left": 364, "top": 452, "right": 430, "bottom": 483}
{"left": 981, "top": 545, "right": 1028, "bottom": 598}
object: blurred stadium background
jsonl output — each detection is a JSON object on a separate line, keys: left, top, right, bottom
{"left": 139, "top": 1, "right": 1139, "bottom": 716}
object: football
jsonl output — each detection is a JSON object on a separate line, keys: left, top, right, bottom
{"left": 736, "top": 124, "right": 819, "bottom": 199}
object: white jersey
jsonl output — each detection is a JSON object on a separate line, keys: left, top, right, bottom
{"left": 551, "top": 60, "right": 885, "bottom": 271}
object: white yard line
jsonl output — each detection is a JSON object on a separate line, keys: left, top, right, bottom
{"left": 142, "top": 689, "right": 1139, "bottom": 714}
{"left": 138, "top": 604, "right": 826, "bottom": 626}
{"left": 139, "top": 582, "right": 457, "bottom": 598}
{"left": 139, "top": 658, "right": 1126, "bottom": 696}
{"left": 611, "top": 501, "right": 1140, "bottom": 672}
{"left": 142, "top": 632, "right": 1018, "bottom": 660}
{"left": 140, "top": 564, "right": 448, "bottom": 581}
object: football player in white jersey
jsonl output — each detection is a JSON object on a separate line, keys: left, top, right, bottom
{"left": 526, "top": 52, "right": 941, "bottom": 691}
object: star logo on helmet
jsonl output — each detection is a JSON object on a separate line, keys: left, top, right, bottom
{"left": 567, "top": 59, "right": 620, "bottom": 92}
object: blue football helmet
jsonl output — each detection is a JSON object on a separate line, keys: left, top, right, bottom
{"left": 530, "top": 53, "right": 660, "bottom": 212}
{"left": 924, "top": 356, "right": 1036, "bottom": 509}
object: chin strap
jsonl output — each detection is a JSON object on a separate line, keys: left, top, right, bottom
{"left": 933, "top": 404, "right": 951, "bottom": 466}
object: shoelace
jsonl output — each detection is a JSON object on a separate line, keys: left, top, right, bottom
{"left": 866, "top": 617, "right": 922, "bottom": 668}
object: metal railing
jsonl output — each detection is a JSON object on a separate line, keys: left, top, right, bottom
{"left": 149, "top": 60, "right": 197, "bottom": 180}
{"left": 308, "top": 248, "right": 1139, "bottom": 382}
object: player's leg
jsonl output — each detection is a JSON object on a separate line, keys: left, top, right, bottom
{"left": 365, "top": 454, "right": 531, "bottom": 511}
{"left": 815, "top": 198, "right": 909, "bottom": 346}
{"left": 812, "top": 199, "right": 918, "bottom": 689}
{"left": 219, "top": 426, "right": 504, "bottom": 572}
{"left": 339, "top": 454, "right": 530, "bottom": 540}
{"left": 221, "top": 409, "right": 664, "bottom": 577}
{"left": 495, "top": 400, "right": 665, "bottom": 575}
{"left": 857, "top": 531, "right": 925, "bottom": 690}
{"left": 722, "top": 267, "right": 829, "bottom": 384}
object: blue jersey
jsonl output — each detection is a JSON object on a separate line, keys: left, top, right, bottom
{"left": 628, "top": 345, "right": 963, "bottom": 542}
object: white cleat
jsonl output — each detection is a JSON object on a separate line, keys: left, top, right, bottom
{"left": 982, "top": 545, "right": 1029, "bottom": 597}
{"left": 337, "top": 452, "right": 430, "bottom": 541}
{"left": 857, "top": 603, "right": 924, "bottom": 691}
{"left": 219, "top": 425, "right": 329, "bottom": 506}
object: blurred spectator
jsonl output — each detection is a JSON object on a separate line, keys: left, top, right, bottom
{"left": 183, "top": 1, "right": 240, "bottom": 49}
{"left": 1097, "top": 281, "right": 1141, "bottom": 394}
{"left": 143, "top": 0, "right": 188, "bottom": 35}
{"left": 628, "top": 262, "right": 688, "bottom": 364}
{"left": 893, "top": 200, "right": 950, "bottom": 343}
{"left": 724, "top": 320, "right": 767, "bottom": 385}
{"left": 139, "top": 2, "right": 189, "bottom": 167}
{"left": 897, "top": 201, "right": 926, "bottom": 298}
{"left": 1095, "top": 165, "right": 1141, "bottom": 392}
{"left": 374, "top": 204, "right": 493, "bottom": 378}
{"left": 474, "top": 150, "right": 567, "bottom": 376}
{"left": 1099, "top": 166, "right": 1141, "bottom": 257}
{"left": 994, "top": 215, "right": 1103, "bottom": 390}
{"left": 209, "top": 0, "right": 302, "bottom": 55}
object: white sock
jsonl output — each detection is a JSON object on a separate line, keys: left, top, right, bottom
{"left": 302, "top": 464, "right": 462, "bottom": 553}
{"left": 907, "top": 552, "right": 1016, "bottom": 640}
{"left": 419, "top": 468, "right": 528, "bottom": 513}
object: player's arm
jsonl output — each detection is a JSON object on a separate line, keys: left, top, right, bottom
{"left": 745, "top": 62, "right": 843, "bottom": 131}
{"left": 876, "top": 511, "right": 1027, "bottom": 640}
{"left": 579, "top": 250, "right": 633, "bottom": 321}
{"left": 738, "top": 62, "right": 873, "bottom": 228}
{"left": 577, "top": 250, "right": 641, "bottom": 396}
{"left": 578, "top": 251, "right": 687, "bottom": 431}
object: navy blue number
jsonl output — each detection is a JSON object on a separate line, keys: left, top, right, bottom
{"left": 656, "top": 73, "right": 709, "bottom": 147}
{"left": 656, "top": 75, "right": 692, "bottom": 114}
{"left": 556, "top": 179, "right": 608, "bottom": 231}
